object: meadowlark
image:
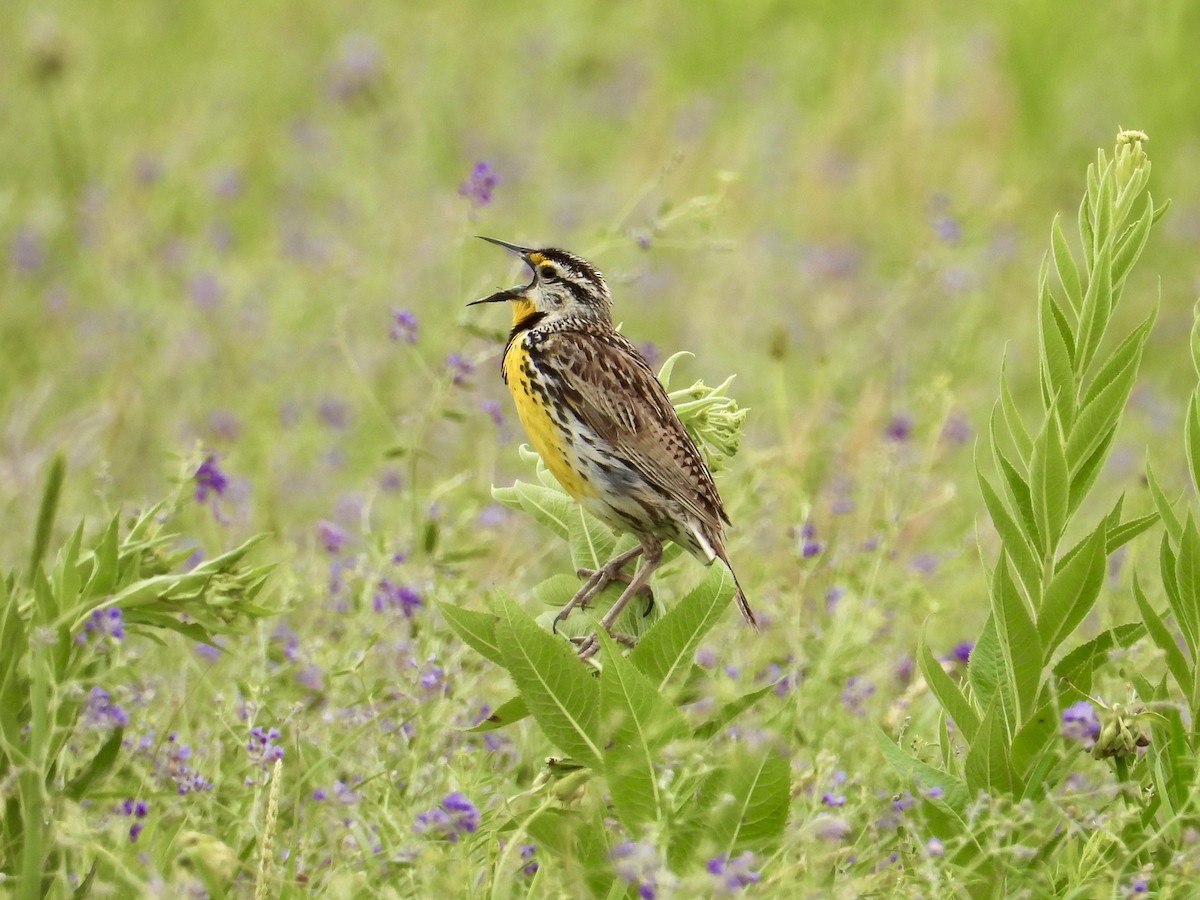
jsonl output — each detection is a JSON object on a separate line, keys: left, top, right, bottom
{"left": 469, "top": 237, "right": 757, "bottom": 653}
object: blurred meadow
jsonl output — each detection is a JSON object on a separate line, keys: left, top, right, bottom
{"left": 4, "top": 0, "right": 1200, "bottom": 896}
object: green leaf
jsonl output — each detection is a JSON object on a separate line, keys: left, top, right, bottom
{"left": 1075, "top": 236, "right": 1113, "bottom": 373}
{"left": 598, "top": 631, "right": 689, "bottom": 831}
{"left": 568, "top": 506, "right": 616, "bottom": 573}
{"left": 693, "top": 683, "right": 778, "bottom": 741}
{"left": 967, "top": 617, "right": 1013, "bottom": 722}
{"left": 1009, "top": 701, "right": 1059, "bottom": 788}
{"left": 532, "top": 574, "right": 584, "bottom": 610}
{"left": 28, "top": 453, "right": 66, "bottom": 585}
{"left": 1192, "top": 300, "right": 1200, "bottom": 381}
{"left": 495, "top": 593, "right": 602, "bottom": 768}
{"left": 1038, "top": 269, "right": 1077, "bottom": 424}
{"left": 999, "top": 358, "right": 1033, "bottom": 463}
{"left": 1111, "top": 194, "right": 1154, "bottom": 288}
{"left": 1029, "top": 413, "right": 1069, "bottom": 556}
{"left": 1105, "top": 513, "right": 1158, "bottom": 555}
{"left": 1066, "top": 325, "right": 1147, "bottom": 478}
{"left": 1132, "top": 575, "right": 1192, "bottom": 697}
{"left": 438, "top": 602, "right": 504, "bottom": 666}
{"left": 526, "top": 807, "right": 613, "bottom": 897}
{"left": 917, "top": 633, "right": 980, "bottom": 743}
{"left": 875, "top": 729, "right": 971, "bottom": 813}
{"left": 990, "top": 411, "right": 1041, "bottom": 552}
{"left": 79, "top": 513, "right": 121, "bottom": 601}
{"left": 964, "top": 699, "right": 1017, "bottom": 795}
{"left": 1037, "top": 521, "right": 1106, "bottom": 662}
{"left": 65, "top": 727, "right": 124, "bottom": 801}
{"left": 1051, "top": 214, "right": 1083, "bottom": 313}
{"left": 1052, "top": 623, "right": 1145, "bottom": 695}
{"left": 513, "top": 482, "right": 573, "bottom": 540}
{"left": 990, "top": 554, "right": 1041, "bottom": 719}
{"left": 1066, "top": 427, "right": 1117, "bottom": 517}
{"left": 1145, "top": 459, "right": 1182, "bottom": 543}
{"left": 704, "top": 749, "right": 790, "bottom": 854}
{"left": 628, "top": 563, "right": 735, "bottom": 694}
{"left": 1172, "top": 515, "right": 1200, "bottom": 658}
{"left": 1187, "top": 393, "right": 1200, "bottom": 499}
{"left": 466, "top": 694, "right": 529, "bottom": 732}
{"left": 978, "top": 472, "right": 1041, "bottom": 600}
{"left": 1077, "top": 192, "right": 1095, "bottom": 272}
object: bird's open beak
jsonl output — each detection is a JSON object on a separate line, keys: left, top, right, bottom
{"left": 467, "top": 236, "right": 535, "bottom": 307}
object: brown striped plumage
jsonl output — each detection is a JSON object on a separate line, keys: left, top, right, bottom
{"left": 469, "top": 238, "right": 757, "bottom": 653}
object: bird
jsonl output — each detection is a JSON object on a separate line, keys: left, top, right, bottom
{"left": 468, "top": 237, "right": 757, "bottom": 654}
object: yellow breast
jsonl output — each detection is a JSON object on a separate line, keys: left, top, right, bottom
{"left": 503, "top": 336, "right": 595, "bottom": 499}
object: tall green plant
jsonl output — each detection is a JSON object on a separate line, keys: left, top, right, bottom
{"left": 882, "top": 132, "right": 1168, "bottom": 816}
{"left": 441, "top": 356, "right": 785, "bottom": 894}
{"left": 0, "top": 457, "right": 274, "bottom": 898}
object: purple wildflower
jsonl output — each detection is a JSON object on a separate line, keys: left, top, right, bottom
{"left": 187, "top": 270, "right": 225, "bottom": 308}
{"left": 157, "top": 732, "right": 212, "bottom": 794}
{"left": 389, "top": 308, "right": 419, "bottom": 344}
{"left": 133, "top": 153, "right": 164, "bottom": 186}
{"left": 637, "top": 341, "right": 660, "bottom": 367}
{"left": 840, "top": 676, "right": 875, "bottom": 716}
{"left": 129, "top": 822, "right": 145, "bottom": 843}
{"left": 419, "top": 660, "right": 445, "bottom": 693}
{"left": 822, "top": 792, "right": 845, "bottom": 807}
{"left": 610, "top": 840, "right": 663, "bottom": 900}
{"left": 81, "top": 607, "right": 125, "bottom": 643}
{"left": 813, "top": 815, "right": 852, "bottom": 842}
{"left": 926, "top": 837, "right": 945, "bottom": 857}
{"left": 1061, "top": 700, "right": 1101, "bottom": 747}
{"left": 85, "top": 687, "right": 128, "bottom": 729}
{"left": 1128, "top": 877, "right": 1149, "bottom": 894}
{"left": 208, "top": 166, "right": 244, "bottom": 199}
{"left": 706, "top": 851, "right": 760, "bottom": 892}
{"left": 316, "top": 519, "right": 348, "bottom": 554}
{"left": 458, "top": 161, "right": 497, "bottom": 207}
{"left": 932, "top": 215, "right": 961, "bottom": 244}
{"left": 480, "top": 398, "right": 504, "bottom": 426}
{"left": 372, "top": 579, "right": 423, "bottom": 617}
{"left": 318, "top": 397, "right": 350, "bottom": 429}
{"left": 11, "top": 228, "right": 46, "bottom": 273}
{"left": 519, "top": 843, "right": 538, "bottom": 876}
{"left": 246, "top": 725, "right": 285, "bottom": 766}
{"left": 194, "top": 454, "right": 228, "bottom": 503}
{"left": 884, "top": 413, "right": 913, "bottom": 442}
{"left": 950, "top": 641, "right": 972, "bottom": 665}
{"left": 413, "top": 792, "right": 480, "bottom": 842}
{"left": 940, "top": 411, "right": 972, "bottom": 444}
{"left": 446, "top": 352, "right": 474, "bottom": 386}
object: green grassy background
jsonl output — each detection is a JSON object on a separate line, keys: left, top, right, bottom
{"left": 3, "top": 0, "right": 1199, "bottom": 894}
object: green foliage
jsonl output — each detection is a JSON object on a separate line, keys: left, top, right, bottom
{"left": 882, "top": 131, "right": 1200, "bottom": 892}
{"left": 0, "top": 458, "right": 274, "bottom": 898}
{"left": 442, "top": 360, "right": 788, "bottom": 888}
{"left": 442, "top": 552, "right": 788, "bottom": 890}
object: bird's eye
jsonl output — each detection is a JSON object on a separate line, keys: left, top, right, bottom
{"left": 539, "top": 265, "right": 556, "bottom": 280}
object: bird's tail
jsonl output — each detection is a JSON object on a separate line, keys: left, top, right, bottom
{"left": 718, "top": 552, "right": 759, "bottom": 631}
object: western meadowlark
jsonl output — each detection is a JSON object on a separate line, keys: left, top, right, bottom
{"left": 469, "top": 237, "right": 757, "bottom": 654}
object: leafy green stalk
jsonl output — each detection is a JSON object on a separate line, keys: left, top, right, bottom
{"left": 885, "top": 131, "right": 1168, "bottom": 810}
{"left": 1, "top": 461, "right": 275, "bottom": 894}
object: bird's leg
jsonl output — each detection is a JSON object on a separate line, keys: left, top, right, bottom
{"left": 576, "top": 540, "right": 663, "bottom": 660}
{"left": 576, "top": 558, "right": 655, "bottom": 614}
{"left": 552, "top": 543, "right": 644, "bottom": 632}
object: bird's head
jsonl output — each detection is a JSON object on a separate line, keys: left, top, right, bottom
{"left": 468, "top": 237, "right": 612, "bottom": 326}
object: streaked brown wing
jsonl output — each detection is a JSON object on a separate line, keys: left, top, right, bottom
{"left": 536, "top": 327, "right": 730, "bottom": 530}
